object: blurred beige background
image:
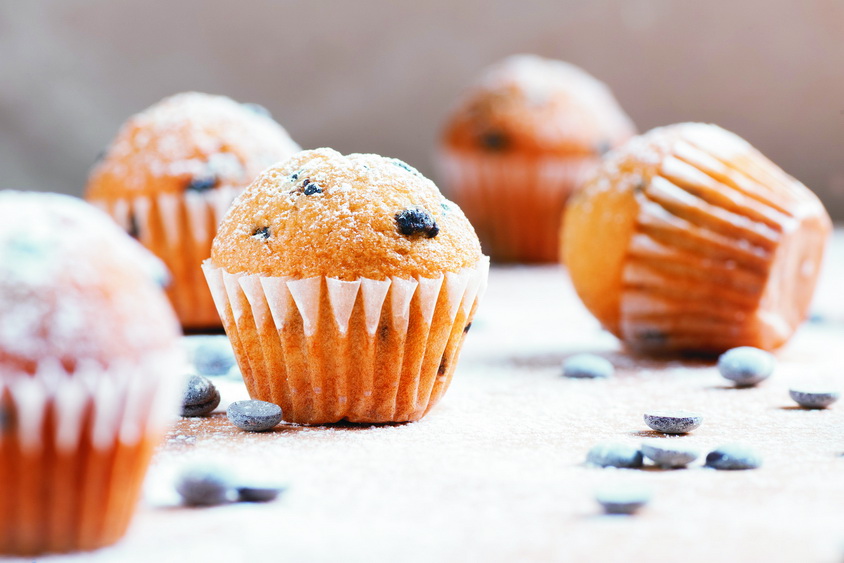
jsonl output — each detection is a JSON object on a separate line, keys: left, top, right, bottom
{"left": 1, "top": 0, "right": 843, "bottom": 219}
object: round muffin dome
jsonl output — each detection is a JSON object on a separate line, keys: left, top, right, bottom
{"left": 211, "top": 148, "right": 483, "bottom": 280}
{"left": 563, "top": 123, "right": 832, "bottom": 354}
{"left": 0, "top": 191, "right": 181, "bottom": 374}
{"left": 86, "top": 91, "right": 300, "bottom": 199}
{"left": 442, "top": 54, "right": 635, "bottom": 155}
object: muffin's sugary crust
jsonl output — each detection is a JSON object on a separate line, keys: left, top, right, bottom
{"left": 563, "top": 123, "right": 832, "bottom": 354}
{"left": 211, "top": 148, "right": 483, "bottom": 280}
{"left": 86, "top": 92, "right": 300, "bottom": 199}
{"left": 0, "top": 191, "right": 180, "bottom": 373}
{"left": 442, "top": 54, "right": 635, "bottom": 156}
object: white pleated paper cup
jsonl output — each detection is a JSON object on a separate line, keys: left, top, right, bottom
{"left": 0, "top": 352, "right": 182, "bottom": 555}
{"left": 90, "top": 187, "right": 241, "bottom": 329}
{"left": 203, "top": 257, "right": 490, "bottom": 424}
{"left": 436, "top": 148, "right": 598, "bottom": 263}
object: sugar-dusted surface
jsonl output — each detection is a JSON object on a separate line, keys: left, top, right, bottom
{"left": 22, "top": 232, "right": 844, "bottom": 563}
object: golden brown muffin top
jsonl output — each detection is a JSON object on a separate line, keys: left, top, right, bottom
{"left": 86, "top": 92, "right": 300, "bottom": 199}
{"left": 442, "top": 55, "right": 636, "bottom": 156}
{"left": 0, "top": 191, "right": 181, "bottom": 375}
{"left": 211, "top": 148, "right": 483, "bottom": 280}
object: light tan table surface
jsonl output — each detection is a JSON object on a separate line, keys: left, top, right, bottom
{"left": 12, "top": 232, "right": 844, "bottom": 563}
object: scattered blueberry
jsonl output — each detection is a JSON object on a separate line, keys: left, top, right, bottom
{"left": 227, "top": 400, "right": 283, "bottom": 432}
{"left": 641, "top": 440, "right": 700, "bottom": 468}
{"left": 562, "top": 354, "right": 614, "bottom": 379}
{"left": 303, "top": 179, "right": 322, "bottom": 195}
{"left": 189, "top": 335, "right": 236, "bottom": 376}
{"left": 718, "top": 347, "right": 775, "bottom": 387}
{"left": 463, "top": 322, "right": 472, "bottom": 334}
{"left": 187, "top": 174, "right": 218, "bottom": 193}
{"left": 586, "top": 442, "right": 644, "bottom": 469}
{"left": 176, "top": 466, "right": 236, "bottom": 506}
{"left": 789, "top": 388, "right": 840, "bottom": 409}
{"left": 242, "top": 102, "right": 272, "bottom": 118}
{"left": 479, "top": 130, "right": 508, "bottom": 151}
{"left": 395, "top": 208, "right": 439, "bottom": 238}
{"left": 594, "top": 484, "right": 651, "bottom": 515}
{"left": 237, "top": 482, "right": 287, "bottom": 503}
{"left": 705, "top": 444, "right": 762, "bottom": 470}
{"left": 252, "top": 226, "right": 271, "bottom": 240}
{"left": 181, "top": 374, "right": 221, "bottom": 417}
{"left": 643, "top": 411, "right": 702, "bottom": 434}
{"left": 127, "top": 213, "right": 140, "bottom": 239}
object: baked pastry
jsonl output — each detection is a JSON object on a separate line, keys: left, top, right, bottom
{"left": 562, "top": 123, "right": 832, "bottom": 354}
{"left": 0, "top": 192, "right": 183, "bottom": 555}
{"left": 438, "top": 54, "right": 635, "bottom": 262}
{"left": 86, "top": 92, "right": 300, "bottom": 329}
{"left": 203, "top": 148, "right": 489, "bottom": 424}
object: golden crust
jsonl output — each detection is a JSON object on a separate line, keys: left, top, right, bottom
{"left": 442, "top": 55, "right": 635, "bottom": 156}
{"left": 211, "top": 148, "right": 483, "bottom": 280}
{"left": 86, "top": 92, "right": 300, "bottom": 199}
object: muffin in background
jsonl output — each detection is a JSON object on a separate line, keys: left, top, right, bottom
{"left": 563, "top": 123, "right": 831, "bottom": 355}
{"left": 438, "top": 54, "right": 635, "bottom": 263}
{"left": 204, "top": 148, "right": 489, "bottom": 424}
{"left": 86, "top": 92, "right": 301, "bottom": 330}
{"left": 0, "top": 191, "right": 183, "bottom": 555}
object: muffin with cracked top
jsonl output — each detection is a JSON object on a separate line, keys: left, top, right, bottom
{"left": 204, "top": 148, "right": 489, "bottom": 424}
{"left": 86, "top": 92, "right": 300, "bottom": 329}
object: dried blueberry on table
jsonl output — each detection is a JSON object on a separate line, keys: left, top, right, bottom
{"left": 789, "top": 388, "right": 840, "bottom": 409}
{"left": 227, "top": 400, "right": 283, "bottom": 432}
{"left": 186, "top": 174, "right": 218, "bottom": 193}
{"left": 562, "top": 354, "right": 614, "bottom": 379}
{"left": 717, "top": 346, "right": 775, "bottom": 387}
{"left": 242, "top": 102, "right": 272, "bottom": 118}
{"left": 704, "top": 444, "right": 762, "bottom": 470}
{"left": 586, "top": 443, "right": 644, "bottom": 469}
{"left": 176, "top": 466, "right": 236, "bottom": 506}
{"left": 643, "top": 411, "right": 702, "bottom": 434}
{"left": 188, "top": 335, "right": 236, "bottom": 376}
{"left": 641, "top": 440, "right": 699, "bottom": 469}
{"left": 252, "top": 226, "right": 271, "bottom": 240}
{"left": 479, "top": 130, "right": 508, "bottom": 151}
{"left": 237, "top": 482, "right": 287, "bottom": 503}
{"left": 595, "top": 484, "right": 651, "bottom": 515}
{"left": 181, "top": 374, "right": 221, "bottom": 417}
{"left": 395, "top": 208, "right": 439, "bottom": 238}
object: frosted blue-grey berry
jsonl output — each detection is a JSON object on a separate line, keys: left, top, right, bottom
{"left": 181, "top": 374, "right": 221, "bottom": 417}
{"left": 237, "top": 483, "right": 287, "bottom": 503}
{"left": 641, "top": 440, "right": 699, "bottom": 468}
{"left": 789, "top": 388, "right": 840, "bottom": 409}
{"left": 718, "top": 347, "right": 775, "bottom": 387}
{"left": 176, "top": 466, "right": 236, "bottom": 506}
{"left": 595, "top": 484, "right": 651, "bottom": 515}
{"left": 586, "top": 443, "right": 644, "bottom": 468}
{"left": 705, "top": 444, "right": 762, "bottom": 470}
{"left": 227, "top": 400, "right": 283, "bottom": 432}
{"left": 190, "top": 335, "right": 236, "bottom": 376}
{"left": 643, "top": 411, "right": 702, "bottom": 434}
{"left": 563, "top": 354, "right": 614, "bottom": 379}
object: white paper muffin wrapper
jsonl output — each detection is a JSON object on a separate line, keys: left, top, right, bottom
{"left": 0, "top": 351, "right": 182, "bottom": 455}
{"left": 436, "top": 149, "right": 598, "bottom": 262}
{"left": 90, "top": 187, "right": 240, "bottom": 327}
{"left": 202, "top": 257, "right": 490, "bottom": 424}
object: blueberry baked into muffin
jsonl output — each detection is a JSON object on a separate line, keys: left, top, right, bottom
{"left": 204, "top": 148, "right": 489, "bottom": 424}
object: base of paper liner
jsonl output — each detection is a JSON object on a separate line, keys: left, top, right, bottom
{"left": 0, "top": 356, "right": 182, "bottom": 555}
{"left": 90, "top": 187, "right": 241, "bottom": 329}
{"left": 203, "top": 258, "right": 490, "bottom": 424}
{"left": 436, "top": 149, "right": 598, "bottom": 263}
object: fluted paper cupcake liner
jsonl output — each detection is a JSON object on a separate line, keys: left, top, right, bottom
{"left": 91, "top": 187, "right": 240, "bottom": 329}
{"left": 203, "top": 257, "right": 490, "bottom": 424}
{"left": 616, "top": 133, "right": 828, "bottom": 353}
{"left": 437, "top": 149, "right": 597, "bottom": 263}
{"left": 0, "top": 353, "right": 182, "bottom": 555}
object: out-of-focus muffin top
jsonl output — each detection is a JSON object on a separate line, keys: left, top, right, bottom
{"left": 211, "top": 148, "right": 483, "bottom": 280}
{"left": 442, "top": 54, "right": 635, "bottom": 156}
{"left": 86, "top": 92, "right": 301, "bottom": 199}
{"left": 0, "top": 191, "right": 181, "bottom": 374}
